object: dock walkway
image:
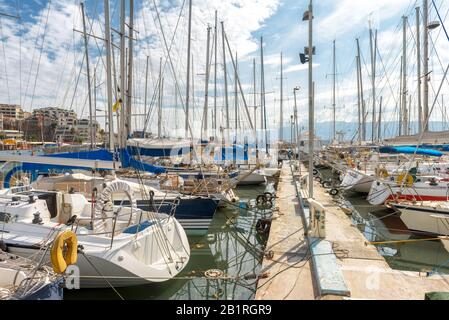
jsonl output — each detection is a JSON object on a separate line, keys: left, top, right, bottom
{"left": 256, "top": 162, "right": 449, "bottom": 300}
{"left": 255, "top": 164, "right": 316, "bottom": 300}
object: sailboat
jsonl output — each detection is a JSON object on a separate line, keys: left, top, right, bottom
{"left": 32, "top": 172, "right": 219, "bottom": 233}
{"left": 0, "top": 181, "right": 190, "bottom": 288}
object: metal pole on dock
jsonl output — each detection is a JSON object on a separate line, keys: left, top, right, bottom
{"left": 307, "top": 0, "right": 314, "bottom": 198}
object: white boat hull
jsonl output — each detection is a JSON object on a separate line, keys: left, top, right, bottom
{"left": 2, "top": 218, "right": 190, "bottom": 288}
{"left": 340, "top": 170, "right": 374, "bottom": 194}
{"left": 237, "top": 170, "right": 267, "bottom": 186}
{"left": 368, "top": 180, "right": 449, "bottom": 206}
{"left": 393, "top": 203, "right": 449, "bottom": 236}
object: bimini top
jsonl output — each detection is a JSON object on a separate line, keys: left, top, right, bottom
{"left": 379, "top": 146, "right": 444, "bottom": 157}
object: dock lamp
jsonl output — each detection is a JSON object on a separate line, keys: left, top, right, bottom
{"left": 300, "top": 5, "right": 315, "bottom": 65}
{"left": 428, "top": 21, "right": 440, "bottom": 30}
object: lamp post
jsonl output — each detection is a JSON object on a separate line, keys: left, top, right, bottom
{"left": 302, "top": 0, "right": 314, "bottom": 198}
{"left": 293, "top": 86, "right": 300, "bottom": 157}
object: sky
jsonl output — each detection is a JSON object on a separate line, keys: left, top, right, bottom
{"left": 0, "top": 0, "right": 449, "bottom": 141}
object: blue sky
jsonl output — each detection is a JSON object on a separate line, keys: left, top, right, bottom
{"left": 1, "top": 0, "right": 448, "bottom": 139}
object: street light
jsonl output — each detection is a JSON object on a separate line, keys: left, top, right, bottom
{"left": 428, "top": 21, "right": 440, "bottom": 30}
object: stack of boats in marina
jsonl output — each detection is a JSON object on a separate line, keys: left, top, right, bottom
{"left": 0, "top": 135, "right": 277, "bottom": 289}
{"left": 324, "top": 144, "right": 449, "bottom": 252}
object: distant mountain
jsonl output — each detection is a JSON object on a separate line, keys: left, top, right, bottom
{"left": 279, "top": 121, "right": 448, "bottom": 142}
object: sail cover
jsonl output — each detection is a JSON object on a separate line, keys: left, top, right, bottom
{"left": 379, "top": 146, "right": 444, "bottom": 157}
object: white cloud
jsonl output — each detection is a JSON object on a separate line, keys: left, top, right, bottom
{"left": 0, "top": 0, "right": 282, "bottom": 137}
{"left": 284, "top": 63, "right": 320, "bottom": 74}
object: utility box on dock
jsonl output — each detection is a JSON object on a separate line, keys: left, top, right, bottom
{"left": 308, "top": 199, "right": 326, "bottom": 238}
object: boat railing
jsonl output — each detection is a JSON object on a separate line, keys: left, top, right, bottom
{"left": 70, "top": 208, "right": 161, "bottom": 242}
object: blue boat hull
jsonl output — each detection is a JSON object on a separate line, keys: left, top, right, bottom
{"left": 20, "top": 278, "right": 63, "bottom": 300}
{"left": 115, "top": 197, "right": 219, "bottom": 232}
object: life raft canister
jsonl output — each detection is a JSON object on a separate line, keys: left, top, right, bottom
{"left": 50, "top": 231, "right": 78, "bottom": 274}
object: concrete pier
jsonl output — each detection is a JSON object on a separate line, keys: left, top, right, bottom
{"left": 256, "top": 162, "right": 449, "bottom": 300}
{"left": 256, "top": 164, "right": 316, "bottom": 300}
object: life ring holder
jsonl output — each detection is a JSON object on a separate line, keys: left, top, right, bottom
{"left": 93, "top": 181, "right": 138, "bottom": 234}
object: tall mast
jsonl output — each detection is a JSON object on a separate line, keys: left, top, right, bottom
{"left": 260, "top": 36, "right": 268, "bottom": 153}
{"left": 253, "top": 59, "right": 257, "bottom": 132}
{"left": 416, "top": 6, "right": 423, "bottom": 134}
{"left": 253, "top": 58, "right": 258, "bottom": 162}
{"left": 213, "top": 11, "right": 218, "bottom": 136}
{"left": 402, "top": 15, "right": 408, "bottom": 136}
{"left": 94, "top": 69, "right": 97, "bottom": 138}
{"left": 119, "top": 0, "right": 126, "bottom": 148}
{"left": 191, "top": 54, "right": 195, "bottom": 133}
{"left": 332, "top": 40, "right": 336, "bottom": 142}
{"left": 158, "top": 57, "right": 162, "bottom": 139}
{"left": 378, "top": 96, "right": 383, "bottom": 141}
{"left": 356, "top": 50, "right": 362, "bottom": 145}
{"left": 203, "top": 26, "right": 211, "bottom": 138}
{"left": 104, "top": 0, "right": 114, "bottom": 152}
{"left": 221, "top": 22, "right": 230, "bottom": 132}
{"left": 356, "top": 38, "right": 366, "bottom": 141}
{"left": 399, "top": 58, "right": 403, "bottom": 136}
{"left": 185, "top": 0, "right": 193, "bottom": 137}
{"left": 144, "top": 56, "right": 149, "bottom": 130}
{"left": 235, "top": 51, "right": 238, "bottom": 131}
{"left": 81, "top": 2, "right": 94, "bottom": 149}
{"left": 280, "top": 52, "right": 284, "bottom": 142}
{"left": 423, "top": 0, "right": 430, "bottom": 132}
{"left": 369, "top": 28, "right": 377, "bottom": 142}
{"left": 126, "top": 0, "right": 134, "bottom": 138}
{"left": 293, "top": 88, "right": 299, "bottom": 148}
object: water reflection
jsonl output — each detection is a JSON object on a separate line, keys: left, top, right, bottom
{"left": 346, "top": 193, "right": 449, "bottom": 275}
{"left": 65, "top": 186, "right": 269, "bottom": 300}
